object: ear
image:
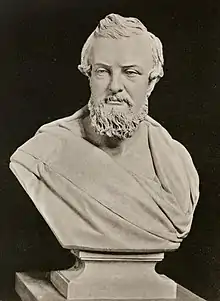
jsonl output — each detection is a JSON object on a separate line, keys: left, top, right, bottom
{"left": 77, "top": 65, "right": 91, "bottom": 78}
{"left": 146, "top": 76, "right": 159, "bottom": 98}
{"left": 146, "top": 68, "right": 162, "bottom": 97}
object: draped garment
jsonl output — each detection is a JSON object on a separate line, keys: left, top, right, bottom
{"left": 10, "top": 106, "right": 199, "bottom": 252}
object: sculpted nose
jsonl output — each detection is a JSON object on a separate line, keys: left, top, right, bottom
{"left": 109, "top": 74, "right": 123, "bottom": 94}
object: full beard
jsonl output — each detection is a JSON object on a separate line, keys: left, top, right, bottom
{"left": 88, "top": 96, "right": 148, "bottom": 139}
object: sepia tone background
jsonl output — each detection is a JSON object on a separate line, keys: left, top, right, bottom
{"left": 0, "top": 0, "right": 220, "bottom": 300}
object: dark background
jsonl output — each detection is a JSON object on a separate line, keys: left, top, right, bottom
{"left": 0, "top": 0, "right": 220, "bottom": 300}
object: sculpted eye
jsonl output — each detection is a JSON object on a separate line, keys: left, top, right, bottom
{"left": 124, "top": 69, "right": 139, "bottom": 77}
{"left": 95, "top": 68, "right": 108, "bottom": 76}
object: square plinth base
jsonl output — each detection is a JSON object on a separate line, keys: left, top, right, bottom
{"left": 50, "top": 252, "right": 176, "bottom": 300}
{"left": 15, "top": 272, "right": 205, "bottom": 301}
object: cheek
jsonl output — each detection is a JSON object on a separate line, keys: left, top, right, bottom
{"left": 126, "top": 80, "right": 148, "bottom": 103}
{"left": 90, "top": 77, "right": 109, "bottom": 97}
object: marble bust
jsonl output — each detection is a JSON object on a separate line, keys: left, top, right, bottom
{"left": 10, "top": 13, "right": 199, "bottom": 254}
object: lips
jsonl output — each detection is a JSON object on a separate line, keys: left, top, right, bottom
{"left": 105, "top": 96, "right": 125, "bottom": 105}
{"left": 107, "top": 101, "right": 124, "bottom": 105}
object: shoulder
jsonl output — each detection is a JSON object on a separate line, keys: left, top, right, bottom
{"left": 146, "top": 115, "right": 199, "bottom": 178}
{"left": 36, "top": 105, "right": 88, "bottom": 135}
{"left": 10, "top": 128, "right": 63, "bottom": 166}
{"left": 10, "top": 106, "right": 88, "bottom": 165}
{"left": 145, "top": 115, "right": 199, "bottom": 199}
{"left": 172, "top": 140, "right": 199, "bottom": 180}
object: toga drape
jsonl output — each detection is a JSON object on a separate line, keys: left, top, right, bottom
{"left": 10, "top": 106, "right": 199, "bottom": 252}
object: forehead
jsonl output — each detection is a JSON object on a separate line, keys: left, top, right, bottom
{"left": 90, "top": 34, "right": 153, "bottom": 68}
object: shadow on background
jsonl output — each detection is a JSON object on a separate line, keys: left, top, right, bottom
{"left": 0, "top": 1, "right": 220, "bottom": 300}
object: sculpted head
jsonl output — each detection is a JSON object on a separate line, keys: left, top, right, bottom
{"left": 78, "top": 14, "right": 164, "bottom": 139}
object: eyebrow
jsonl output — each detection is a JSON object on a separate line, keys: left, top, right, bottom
{"left": 121, "top": 64, "right": 141, "bottom": 69}
{"left": 94, "top": 63, "right": 143, "bottom": 71}
{"left": 94, "top": 63, "right": 111, "bottom": 68}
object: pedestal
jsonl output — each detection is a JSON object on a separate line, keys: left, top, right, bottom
{"left": 15, "top": 272, "right": 206, "bottom": 301}
{"left": 50, "top": 251, "right": 176, "bottom": 300}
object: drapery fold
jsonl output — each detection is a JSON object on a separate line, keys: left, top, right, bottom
{"left": 10, "top": 107, "right": 199, "bottom": 252}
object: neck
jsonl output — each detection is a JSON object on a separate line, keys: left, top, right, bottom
{"left": 82, "top": 115, "right": 144, "bottom": 157}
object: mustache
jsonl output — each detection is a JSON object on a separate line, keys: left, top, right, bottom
{"left": 104, "top": 95, "right": 134, "bottom": 107}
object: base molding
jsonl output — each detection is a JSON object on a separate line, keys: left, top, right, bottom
{"left": 50, "top": 251, "right": 176, "bottom": 300}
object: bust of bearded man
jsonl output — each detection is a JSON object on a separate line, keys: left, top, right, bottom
{"left": 10, "top": 13, "right": 199, "bottom": 253}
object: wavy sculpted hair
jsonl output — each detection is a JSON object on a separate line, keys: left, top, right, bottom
{"left": 78, "top": 13, "right": 164, "bottom": 97}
